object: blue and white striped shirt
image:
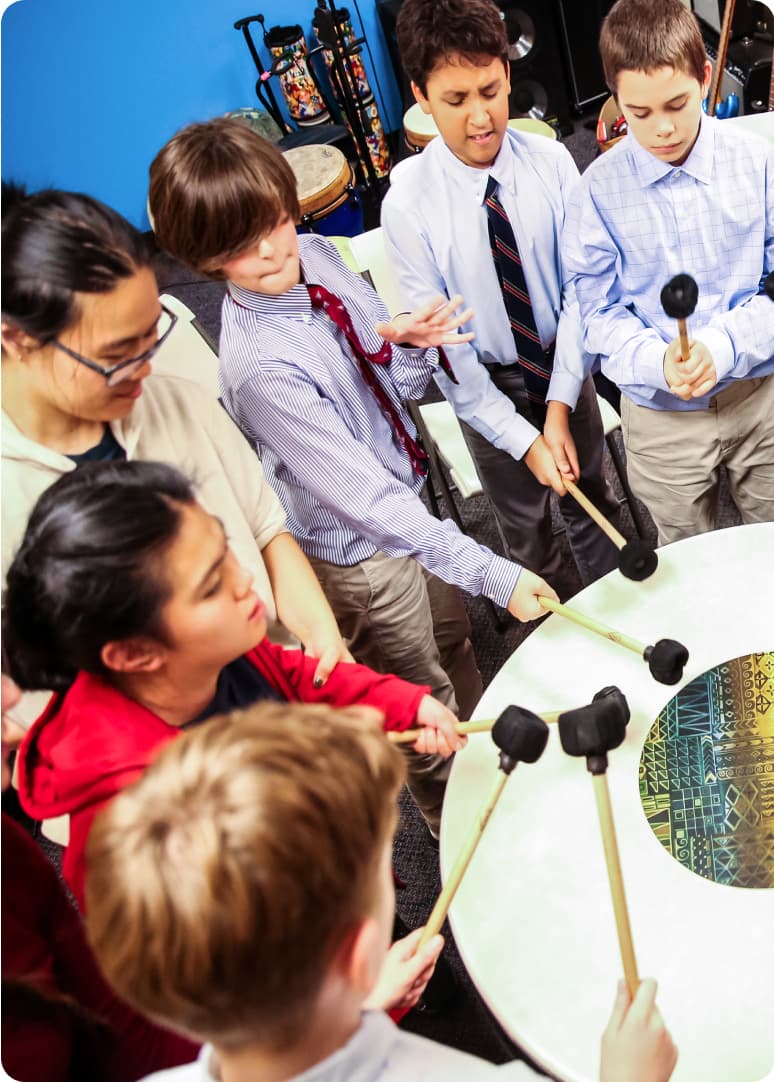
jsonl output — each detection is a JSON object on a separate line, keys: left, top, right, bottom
{"left": 218, "top": 234, "right": 521, "bottom": 607}
{"left": 562, "top": 115, "right": 774, "bottom": 410}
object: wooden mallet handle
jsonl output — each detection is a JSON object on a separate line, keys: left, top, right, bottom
{"left": 593, "top": 773, "right": 640, "bottom": 997}
{"left": 388, "top": 713, "right": 560, "bottom": 745}
{"left": 537, "top": 595, "right": 646, "bottom": 656}
{"left": 563, "top": 478, "right": 626, "bottom": 549}
{"left": 418, "top": 771, "right": 509, "bottom": 947}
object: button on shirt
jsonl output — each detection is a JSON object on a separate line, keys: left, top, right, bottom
{"left": 218, "top": 234, "right": 521, "bottom": 608}
{"left": 381, "top": 128, "right": 594, "bottom": 461}
{"left": 562, "top": 115, "right": 774, "bottom": 410}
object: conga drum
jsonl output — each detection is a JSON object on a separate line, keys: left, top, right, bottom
{"left": 283, "top": 144, "right": 364, "bottom": 237}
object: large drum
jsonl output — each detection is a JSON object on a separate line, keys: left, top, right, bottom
{"left": 282, "top": 144, "right": 364, "bottom": 237}
{"left": 442, "top": 523, "right": 774, "bottom": 1082}
{"left": 403, "top": 104, "right": 557, "bottom": 153}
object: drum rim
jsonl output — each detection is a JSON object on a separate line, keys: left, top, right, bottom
{"left": 284, "top": 146, "right": 352, "bottom": 218}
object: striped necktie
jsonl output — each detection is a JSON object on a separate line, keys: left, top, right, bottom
{"left": 484, "top": 175, "right": 552, "bottom": 422}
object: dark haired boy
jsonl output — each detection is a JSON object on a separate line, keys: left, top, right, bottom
{"left": 381, "top": 0, "right": 621, "bottom": 599}
{"left": 149, "top": 118, "right": 559, "bottom": 838}
{"left": 84, "top": 702, "right": 678, "bottom": 1082}
{"left": 562, "top": 0, "right": 774, "bottom": 543}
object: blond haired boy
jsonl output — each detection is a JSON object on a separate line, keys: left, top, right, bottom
{"left": 85, "top": 702, "right": 676, "bottom": 1082}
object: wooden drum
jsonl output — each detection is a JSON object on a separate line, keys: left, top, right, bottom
{"left": 282, "top": 144, "right": 363, "bottom": 237}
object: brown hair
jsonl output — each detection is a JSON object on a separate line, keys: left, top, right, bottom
{"left": 396, "top": 0, "right": 508, "bottom": 96}
{"left": 148, "top": 118, "right": 300, "bottom": 279}
{"left": 84, "top": 702, "right": 405, "bottom": 1049}
{"left": 600, "top": 0, "right": 707, "bottom": 94}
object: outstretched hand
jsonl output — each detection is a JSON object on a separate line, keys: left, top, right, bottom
{"left": 507, "top": 569, "right": 559, "bottom": 622}
{"left": 375, "top": 294, "right": 475, "bottom": 349}
{"left": 413, "top": 694, "right": 467, "bottom": 757}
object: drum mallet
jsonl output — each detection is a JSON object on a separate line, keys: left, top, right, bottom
{"left": 417, "top": 706, "right": 549, "bottom": 948}
{"left": 558, "top": 687, "right": 639, "bottom": 997}
{"left": 537, "top": 595, "right": 688, "bottom": 686}
{"left": 388, "top": 686, "right": 628, "bottom": 744}
{"left": 660, "top": 273, "right": 698, "bottom": 361}
{"left": 562, "top": 478, "right": 657, "bottom": 581}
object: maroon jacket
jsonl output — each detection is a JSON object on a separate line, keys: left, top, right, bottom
{"left": 17, "top": 640, "right": 428, "bottom": 910}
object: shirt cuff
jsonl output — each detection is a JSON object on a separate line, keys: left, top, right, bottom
{"left": 637, "top": 343, "right": 672, "bottom": 394}
{"left": 481, "top": 555, "right": 522, "bottom": 608}
{"left": 499, "top": 413, "right": 542, "bottom": 461}
{"left": 546, "top": 370, "right": 583, "bottom": 410}
{"left": 696, "top": 327, "right": 734, "bottom": 382}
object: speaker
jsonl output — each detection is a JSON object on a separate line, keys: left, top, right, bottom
{"left": 702, "top": 27, "right": 773, "bottom": 113}
{"left": 497, "top": 2, "right": 572, "bottom": 128}
{"left": 555, "top": 0, "right": 615, "bottom": 111}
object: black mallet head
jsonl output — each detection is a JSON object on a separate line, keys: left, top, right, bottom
{"left": 558, "top": 691, "right": 630, "bottom": 774}
{"left": 660, "top": 274, "right": 698, "bottom": 320}
{"left": 642, "top": 638, "right": 688, "bottom": 685}
{"left": 492, "top": 705, "right": 549, "bottom": 775}
{"left": 765, "top": 272, "right": 774, "bottom": 301}
{"left": 592, "top": 685, "right": 631, "bottom": 728}
{"left": 618, "top": 538, "right": 658, "bottom": 581}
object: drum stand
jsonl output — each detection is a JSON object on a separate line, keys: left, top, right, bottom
{"left": 233, "top": 14, "right": 352, "bottom": 155}
{"left": 312, "top": 3, "right": 386, "bottom": 204}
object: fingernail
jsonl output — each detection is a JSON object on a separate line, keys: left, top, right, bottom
{"left": 313, "top": 677, "right": 323, "bottom": 688}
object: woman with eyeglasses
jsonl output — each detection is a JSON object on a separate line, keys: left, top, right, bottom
{"left": 1, "top": 184, "right": 349, "bottom": 726}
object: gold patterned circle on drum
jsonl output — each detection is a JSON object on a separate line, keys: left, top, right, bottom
{"left": 639, "top": 651, "right": 774, "bottom": 889}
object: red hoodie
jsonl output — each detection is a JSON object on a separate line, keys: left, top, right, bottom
{"left": 17, "top": 638, "right": 428, "bottom": 910}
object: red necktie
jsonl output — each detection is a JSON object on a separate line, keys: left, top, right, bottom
{"left": 308, "top": 283, "right": 429, "bottom": 477}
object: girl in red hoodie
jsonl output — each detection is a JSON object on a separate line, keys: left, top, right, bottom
{"left": 5, "top": 459, "right": 463, "bottom": 910}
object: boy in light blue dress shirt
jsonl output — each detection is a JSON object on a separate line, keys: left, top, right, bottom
{"left": 563, "top": 0, "right": 774, "bottom": 544}
{"left": 381, "top": 0, "right": 621, "bottom": 599}
{"left": 84, "top": 702, "right": 678, "bottom": 1082}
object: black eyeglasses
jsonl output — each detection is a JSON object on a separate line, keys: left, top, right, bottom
{"left": 52, "top": 303, "right": 178, "bottom": 387}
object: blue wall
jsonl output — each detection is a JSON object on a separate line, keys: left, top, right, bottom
{"left": 1, "top": 0, "right": 402, "bottom": 228}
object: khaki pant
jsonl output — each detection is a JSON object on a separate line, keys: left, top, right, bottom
{"left": 308, "top": 551, "right": 483, "bottom": 835}
{"left": 620, "top": 375, "right": 774, "bottom": 545}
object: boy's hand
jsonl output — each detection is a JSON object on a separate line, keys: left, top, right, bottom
{"left": 363, "top": 928, "right": 444, "bottom": 1012}
{"left": 507, "top": 569, "right": 559, "bottom": 622}
{"left": 413, "top": 694, "right": 467, "bottom": 757}
{"left": 600, "top": 979, "right": 678, "bottom": 1082}
{"left": 375, "top": 293, "right": 475, "bottom": 349}
{"left": 544, "top": 401, "right": 579, "bottom": 481}
{"left": 309, "top": 637, "right": 355, "bottom": 688}
{"left": 663, "top": 339, "right": 717, "bottom": 400}
{"left": 524, "top": 434, "right": 568, "bottom": 495}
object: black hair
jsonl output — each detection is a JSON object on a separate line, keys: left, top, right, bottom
{"left": 1, "top": 183, "right": 153, "bottom": 345}
{"left": 2, "top": 460, "right": 196, "bottom": 692}
{"left": 396, "top": 0, "right": 509, "bottom": 95}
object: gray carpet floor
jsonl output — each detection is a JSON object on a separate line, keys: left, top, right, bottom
{"left": 152, "top": 110, "right": 739, "bottom": 1071}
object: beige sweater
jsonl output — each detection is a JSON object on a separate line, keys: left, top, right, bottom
{"left": 2, "top": 371, "right": 289, "bottom": 636}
